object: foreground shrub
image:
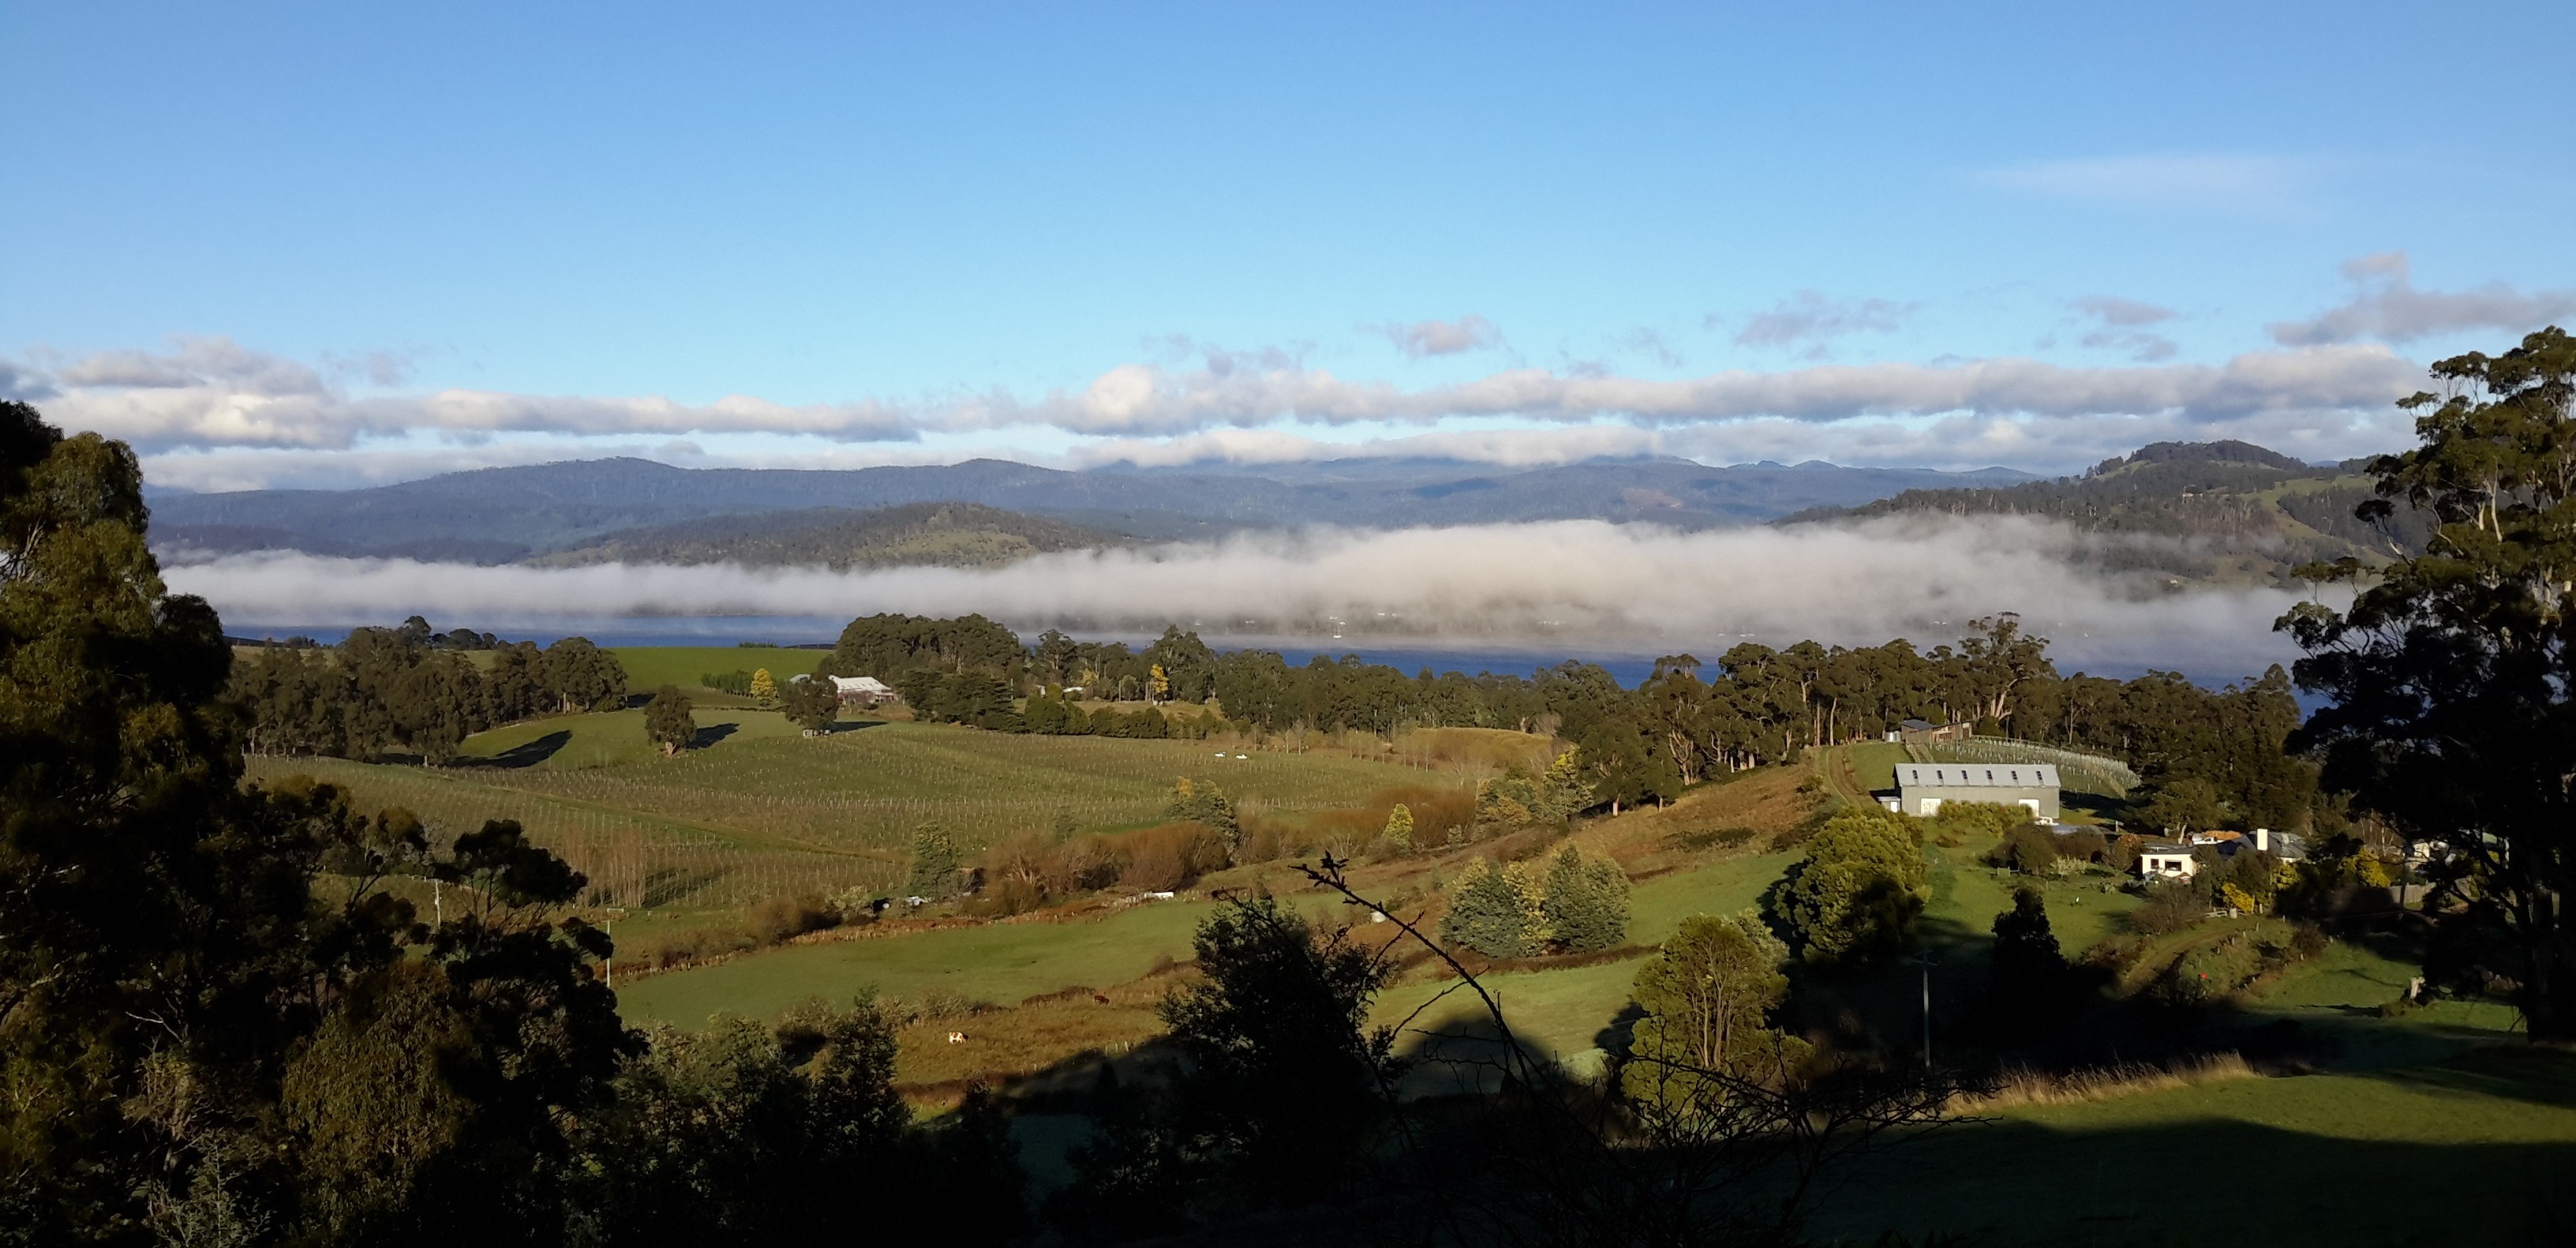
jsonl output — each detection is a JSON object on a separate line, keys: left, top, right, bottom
{"left": 581, "top": 1001, "right": 1026, "bottom": 1243}
{"left": 1987, "top": 823, "right": 2060, "bottom": 874}
{"left": 1621, "top": 911, "right": 1809, "bottom": 1108}
{"left": 2126, "top": 879, "right": 2208, "bottom": 936}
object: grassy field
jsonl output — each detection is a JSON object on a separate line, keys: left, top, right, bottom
{"left": 609, "top": 644, "right": 829, "bottom": 692}
{"left": 246, "top": 706, "right": 1443, "bottom": 915}
{"left": 251, "top": 711, "right": 2576, "bottom": 1244}
{"left": 618, "top": 899, "right": 1220, "bottom": 1027}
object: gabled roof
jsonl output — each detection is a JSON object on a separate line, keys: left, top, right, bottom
{"left": 1896, "top": 763, "right": 2059, "bottom": 789}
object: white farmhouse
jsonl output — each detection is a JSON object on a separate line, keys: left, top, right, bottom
{"left": 2138, "top": 843, "right": 2199, "bottom": 879}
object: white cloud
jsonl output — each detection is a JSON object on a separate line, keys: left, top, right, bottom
{"left": 167, "top": 515, "right": 2305, "bottom": 674}
{"left": 2074, "top": 295, "right": 2180, "bottom": 362}
{"left": 2267, "top": 251, "right": 2576, "bottom": 345}
{"left": 18, "top": 294, "right": 2438, "bottom": 490}
{"left": 1375, "top": 315, "right": 1502, "bottom": 358}
{"left": 1729, "top": 290, "right": 1915, "bottom": 350}
{"left": 1065, "top": 425, "right": 1669, "bottom": 470}
{"left": 18, "top": 336, "right": 920, "bottom": 451}
{"left": 1974, "top": 152, "right": 2315, "bottom": 213}
{"left": 966, "top": 344, "right": 2419, "bottom": 437}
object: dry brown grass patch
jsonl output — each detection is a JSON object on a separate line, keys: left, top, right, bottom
{"left": 892, "top": 972, "right": 1187, "bottom": 1092}
{"left": 1949, "top": 1052, "right": 2256, "bottom": 1112}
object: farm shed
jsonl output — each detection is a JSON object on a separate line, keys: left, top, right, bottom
{"left": 829, "top": 675, "right": 896, "bottom": 706}
{"left": 1885, "top": 762, "right": 2060, "bottom": 820}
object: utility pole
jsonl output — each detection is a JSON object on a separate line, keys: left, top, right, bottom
{"left": 1917, "top": 949, "right": 1938, "bottom": 1069}
{"left": 605, "top": 907, "right": 626, "bottom": 990}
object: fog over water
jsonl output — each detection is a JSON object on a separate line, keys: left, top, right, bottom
{"left": 178, "top": 516, "right": 2311, "bottom": 682}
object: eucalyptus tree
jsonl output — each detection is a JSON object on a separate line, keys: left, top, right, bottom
{"left": 2283, "top": 326, "right": 2576, "bottom": 1038}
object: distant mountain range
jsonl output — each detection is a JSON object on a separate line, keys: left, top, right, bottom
{"left": 148, "top": 454, "right": 2039, "bottom": 565}
{"left": 525, "top": 501, "right": 1118, "bottom": 572}
{"left": 1777, "top": 440, "right": 2430, "bottom": 587}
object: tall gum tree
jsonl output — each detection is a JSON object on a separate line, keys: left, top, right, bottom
{"left": 2281, "top": 326, "right": 2576, "bottom": 1039}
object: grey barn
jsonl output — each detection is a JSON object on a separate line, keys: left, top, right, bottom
{"left": 1885, "top": 762, "right": 2060, "bottom": 820}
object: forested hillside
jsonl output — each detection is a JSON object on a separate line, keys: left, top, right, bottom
{"left": 527, "top": 501, "right": 1117, "bottom": 571}
{"left": 1778, "top": 440, "right": 2434, "bottom": 587}
{"left": 146, "top": 454, "right": 2035, "bottom": 562}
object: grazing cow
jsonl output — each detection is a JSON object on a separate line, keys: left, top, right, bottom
{"left": 1091, "top": 993, "right": 1110, "bottom": 1005}
{"left": 947, "top": 1031, "right": 968, "bottom": 1044}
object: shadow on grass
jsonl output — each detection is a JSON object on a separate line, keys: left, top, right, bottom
{"left": 2360, "top": 1045, "right": 2576, "bottom": 1112}
{"left": 811, "top": 718, "right": 886, "bottom": 736}
{"left": 459, "top": 729, "right": 571, "bottom": 769}
{"left": 1810, "top": 1114, "right": 2576, "bottom": 1248}
{"left": 643, "top": 864, "right": 727, "bottom": 909}
{"left": 691, "top": 721, "right": 739, "bottom": 749}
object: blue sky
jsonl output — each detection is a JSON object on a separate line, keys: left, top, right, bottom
{"left": 6, "top": 1, "right": 2573, "bottom": 490}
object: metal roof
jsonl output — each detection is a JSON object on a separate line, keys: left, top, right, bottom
{"left": 1896, "top": 763, "right": 2060, "bottom": 789}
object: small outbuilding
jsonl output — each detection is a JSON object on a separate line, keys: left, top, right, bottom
{"left": 1886, "top": 762, "right": 2060, "bottom": 820}
{"left": 1889, "top": 718, "right": 1977, "bottom": 745}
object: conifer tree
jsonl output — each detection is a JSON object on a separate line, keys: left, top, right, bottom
{"left": 1537, "top": 748, "right": 1593, "bottom": 821}
{"left": 1440, "top": 859, "right": 1544, "bottom": 958}
{"left": 749, "top": 667, "right": 777, "bottom": 703}
{"left": 1541, "top": 845, "right": 1631, "bottom": 953}
{"left": 1988, "top": 885, "right": 2066, "bottom": 1016}
{"left": 1383, "top": 803, "right": 1414, "bottom": 852}
{"left": 908, "top": 822, "right": 961, "bottom": 898}
{"left": 644, "top": 685, "right": 697, "bottom": 756}
{"left": 1165, "top": 777, "right": 1241, "bottom": 850}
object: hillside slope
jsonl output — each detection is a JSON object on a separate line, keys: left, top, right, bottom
{"left": 148, "top": 455, "right": 2036, "bottom": 561}
{"left": 1777, "top": 440, "right": 2432, "bottom": 587}
{"left": 526, "top": 502, "right": 1118, "bottom": 570}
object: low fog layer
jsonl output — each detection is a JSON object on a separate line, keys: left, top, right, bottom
{"left": 171, "top": 516, "right": 2309, "bottom": 675}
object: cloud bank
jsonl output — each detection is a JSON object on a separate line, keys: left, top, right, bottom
{"left": 17, "top": 332, "right": 2417, "bottom": 455}
{"left": 172, "top": 516, "right": 2305, "bottom": 675}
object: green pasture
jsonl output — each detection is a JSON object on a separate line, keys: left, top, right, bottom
{"left": 1841, "top": 741, "right": 1909, "bottom": 795}
{"left": 610, "top": 645, "right": 828, "bottom": 692}
{"left": 249, "top": 713, "right": 1436, "bottom": 912}
{"left": 618, "top": 899, "right": 1222, "bottom": 1028}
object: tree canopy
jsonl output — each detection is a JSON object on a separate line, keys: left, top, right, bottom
{"left": 2283, "top": 325, "right": 2576, "bottom": 1039}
